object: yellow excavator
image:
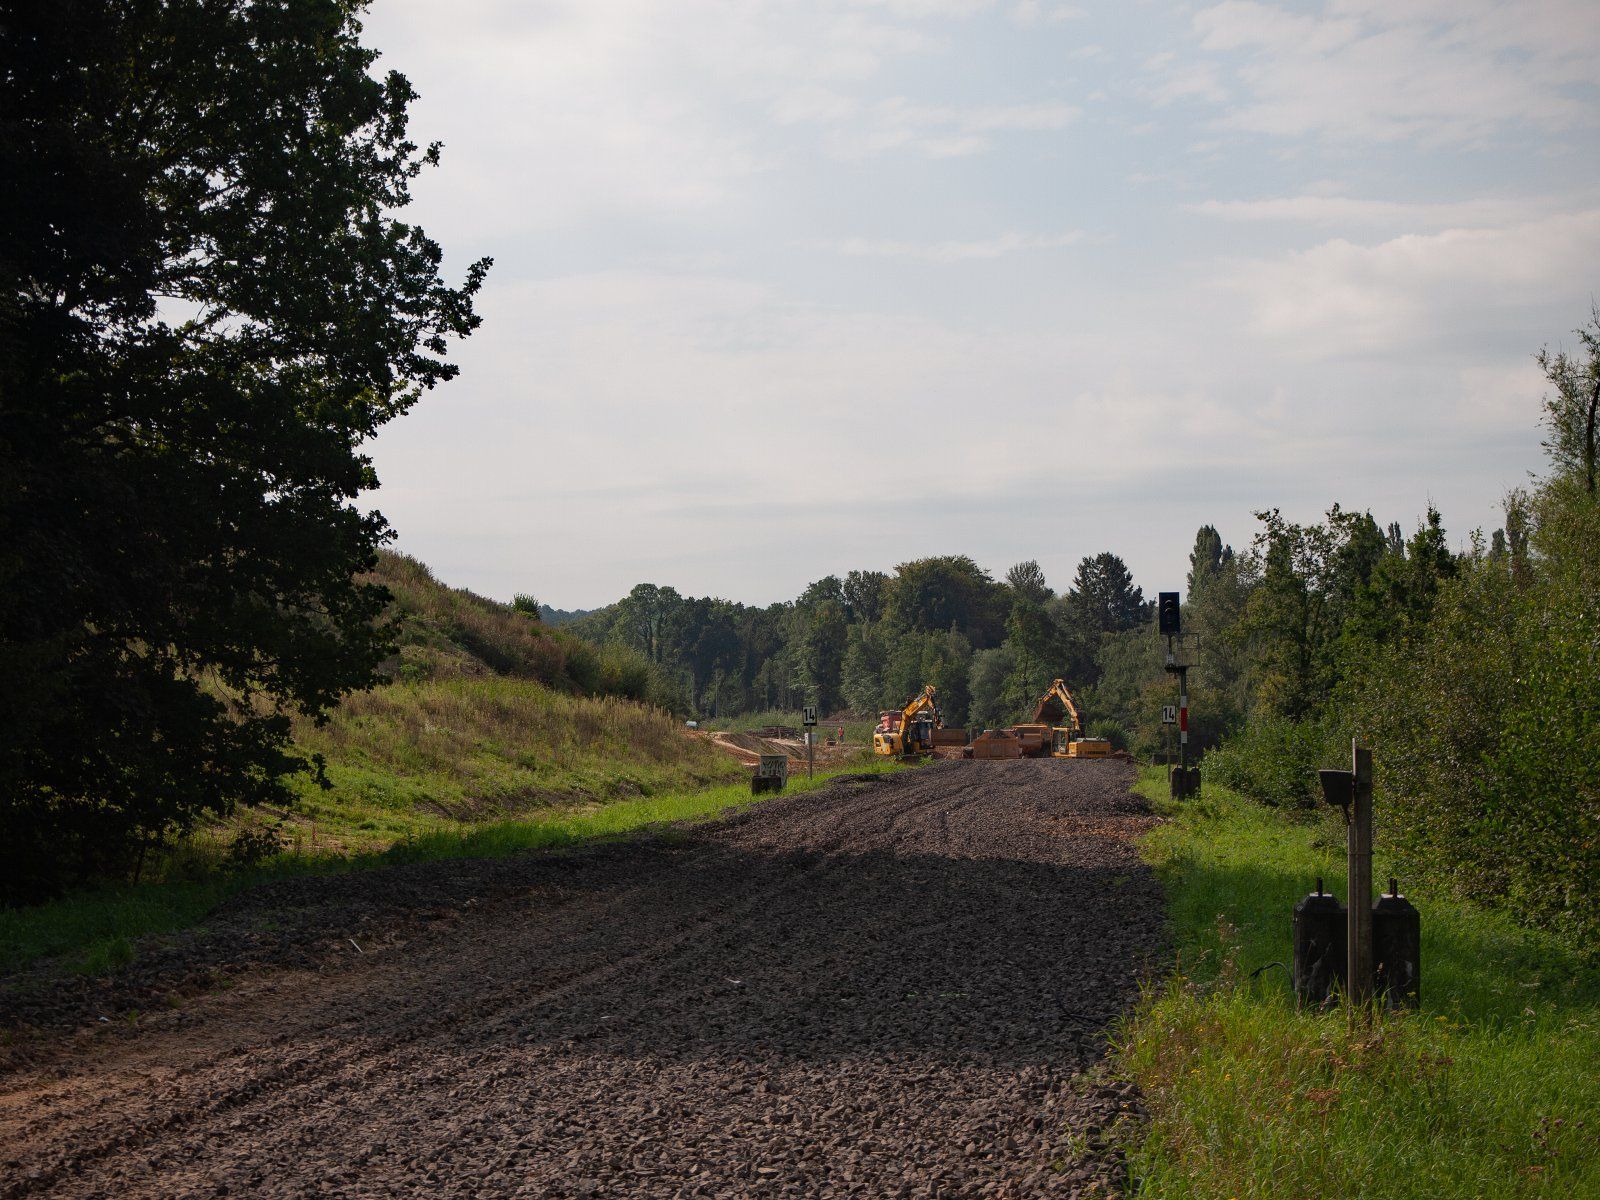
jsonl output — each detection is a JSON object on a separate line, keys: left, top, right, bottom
{"left": 873, "top": 684, "right": 942, "bottom": 758}
{"left": 1029, "top": 678, "right": 1112, "bottom": 759}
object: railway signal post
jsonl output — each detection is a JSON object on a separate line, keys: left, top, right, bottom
{"left": 1159, "top": 592, "right": 1198, "bottom": 798}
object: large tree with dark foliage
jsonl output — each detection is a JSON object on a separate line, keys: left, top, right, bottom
{"left": 0, "top": 1, "right": 489, "bottom": 901}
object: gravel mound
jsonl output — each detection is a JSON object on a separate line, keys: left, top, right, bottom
{"left": 0, "top": 759, "right": 1163, "bottom": 1198}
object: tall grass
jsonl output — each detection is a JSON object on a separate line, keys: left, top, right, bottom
{"left": 371, "top": 551, "right": 672, "bottom": 705}
{"left": 1116, "top": 769, "right": 1600, "bottom": 1199}
{"left": 285, "top": 675, "right": 737, "bottom": 851}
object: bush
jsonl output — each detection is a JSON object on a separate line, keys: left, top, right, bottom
{"left": 1087, "top": 718, "right": 1128, "bottom": 751}
{"left": 1204, "top": 715, "right": 1347, "bottom": 809}
{"left": 1355, "top": 482, "right": 1600, "bottom": 939}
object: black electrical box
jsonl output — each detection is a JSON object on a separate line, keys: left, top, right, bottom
{"left": 1157, "top": 591, "right": 1181, "bottom": 636}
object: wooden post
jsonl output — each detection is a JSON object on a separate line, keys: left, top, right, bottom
{"left": 1347, "top": 741, "right": 1374, "bottom": 1007}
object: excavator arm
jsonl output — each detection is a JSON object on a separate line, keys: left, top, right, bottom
{"left": 901, "top": 684, "right": 941, "bottom": 728}
{"left": 1032, "top": 678, "right": 1083, "bottom": 733}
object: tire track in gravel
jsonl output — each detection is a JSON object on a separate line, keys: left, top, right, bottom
{"left": 3, "top": 840, "right": 854, "bottom": 1187}
{"left": 1, "top": 759, "right": 1164, "bottom": 1199}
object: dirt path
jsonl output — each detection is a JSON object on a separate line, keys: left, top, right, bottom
{"left": 0, "top": 760, "right": 1163, "bottom": 1199}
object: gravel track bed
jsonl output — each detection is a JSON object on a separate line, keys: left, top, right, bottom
{"left": 0, "top": 759, "right": 1163, "bottom": 1198}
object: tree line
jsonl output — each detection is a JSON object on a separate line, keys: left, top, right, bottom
{"left": 567, "top": 552, "right": 1153, "bottom": 733}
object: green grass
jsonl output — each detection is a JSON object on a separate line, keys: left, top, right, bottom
{"left": 281, "top": 675, "right": 742, "bottom": 852}
{"left": 1116, "top": 768, "right": 1600, "bottom": 1199}
{"left": 0, "top": 758, "right": 906, "bottom": 978}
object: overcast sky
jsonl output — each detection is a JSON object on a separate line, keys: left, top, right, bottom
{"left": 358, "top": 0, "right": 1600, "bottom": 610}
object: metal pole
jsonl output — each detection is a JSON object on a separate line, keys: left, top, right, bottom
{"left": 1178, "top": 664, "right": 1189, "bottom": 777}
{"left": 808, "top": 730, "right": 814, "bottom": 780}
{"left": 1347, "top": 741, "right": 1374, "bottom": 1008}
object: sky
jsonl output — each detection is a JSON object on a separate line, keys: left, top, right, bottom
{"left": 357, "top": 0, "right": 1600, "bottom": 610}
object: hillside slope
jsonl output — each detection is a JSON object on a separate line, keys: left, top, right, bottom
{"left": 262, "top": 553, "right": 739, "bottom": 853}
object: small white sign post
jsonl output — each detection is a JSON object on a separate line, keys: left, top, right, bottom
{"left": 1161, "top": 705, "right": 1177, "bottom": 724}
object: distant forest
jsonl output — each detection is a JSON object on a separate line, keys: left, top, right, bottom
{"left": 560, "top": 511, "right": 1468, "bottom": 760}
{"left": 568, "top": 552, "right": 1151, "bottom": 734}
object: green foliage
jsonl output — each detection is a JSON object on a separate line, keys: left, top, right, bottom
{"left": 1085, "top": 718, "right": 1127, "bottom": 750}
{"left": 1203, "top": 715, "right": 1346, "bottom": 809}
{"left": 883, "top": 628, "right": 974, "bottom": 727}
{"left": 0, "top": 0, "right": 487, "bottom": 903}
{"left": 1005, "top": 559, "right": 1052, "bottom": 604}
{"left": 842, "top": 570, "right": 890, "bottom": 623}
{"left": 841, "top": 622, "right": 892, "bottom": 713}
{"left": 790, "top": 598, "right": 849, "bottom": 713}
{"left": 1353, "top": 478, "right": 1600, "bottom": 941}
{"left": 1118, "top": 771, "right": 1600, "bottom": 1200}
{"left": 967, "top": 644, "right": 1018, "bottom": 730}
{"left": 883, "top": 555, "right": 1007, "bottom": 646}
{"left": 1065, "top": 552, "right": 1148, "bottom": 638}
{"left": 1536, "top": 304, "right": 1600, "bottom": 494}
{"left": 1085, "top": 627, "right": 1168, "bottom": 752}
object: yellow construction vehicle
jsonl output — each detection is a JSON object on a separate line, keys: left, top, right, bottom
{"left": 873, "top": 684, "right": 941, "bottom": 758}
{"left": 1031, "top": 677, "right": 1112, "bottom": 759}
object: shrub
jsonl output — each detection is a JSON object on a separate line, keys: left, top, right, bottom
{"left": 1204, "top": 715, "right": 1346, "bottom": 809}
{"left": 1087, "top": 718, "right": 1129, "bottom": 751}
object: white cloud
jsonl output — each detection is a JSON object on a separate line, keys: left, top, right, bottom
{"left": 1142, "top": 57, "right": 1229, "bottom": 106}
{"left": 1189, "top": 193, "right": 1581, "bottom": 229}
{"left": 364, "top": 0, "right": 962, "bottom": 235}
{"left": 826, "top": 96, "right": 1080, "bottom": 157}
{"left": 823, "top": 230, "right": 1088, "bottom": 260}
{"left": 1009, "top": 1, "right": 1086, "bottom": 26}
{"left": 1187, "top": 0, "right": 1600, "bottom": 145}
{"left": 1221, "top": 209, "right": 1600, "bottom": 352}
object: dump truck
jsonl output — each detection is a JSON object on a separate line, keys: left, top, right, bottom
{"left": 970, "top": 728, "right": 1023, "bottom": 759}
{"left": 873, "top": 685, "right": 942, "bottom": 758}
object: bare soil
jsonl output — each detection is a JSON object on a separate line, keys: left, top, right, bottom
{"left": 0, "top": 759, "right": 1163, "bottom": 1198}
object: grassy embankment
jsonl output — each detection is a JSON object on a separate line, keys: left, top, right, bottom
{"left": 1117, "top": 768, "right": 1600, "bottom": 1199}
{"left": 0, "top": 553, "right": 902, "bottom": 976}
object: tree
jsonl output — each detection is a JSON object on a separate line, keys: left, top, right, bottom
{"left": 614, "top": 584, "right": 684, "bottom": 663}
{"left": 1536, "top": 305, "right": 1600, "bottom": 495}
{"left": 1005, "top": 560, "right": 1052, "bottom": 605}
{"left": 883, "top": 628, "right": 972, "bottom": 727}
{"left": 797, "top": 575, "right": 845, "bottom": 610}
{"left": 791, "top": 599, "right": 848, "bottom": 713}
{"left": 512, "top": 594, "right": 542, "bottom": 620}
{"left": 884, "top": 556, "right": 1007, "bottom": 647}
{"left": 842, "top": 569, "right": 889, "bottom": 624}
{"left": 0, "top": 1, "right": 488, "bottom": 900}
{"left": 1002, "top": 597, "right": 1055, "bottom": 715}
{"left": 1187, "top": 526, "right": 1230, "bottom": 598}
{"left": 1066, "top": 553, "right": 1146, "bottom": 635}
{"left": 841, "top": 622, "right": 890, "bottom": 712}
{"left": 967, "top": 644, "right": 1017, "bottom": 730}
